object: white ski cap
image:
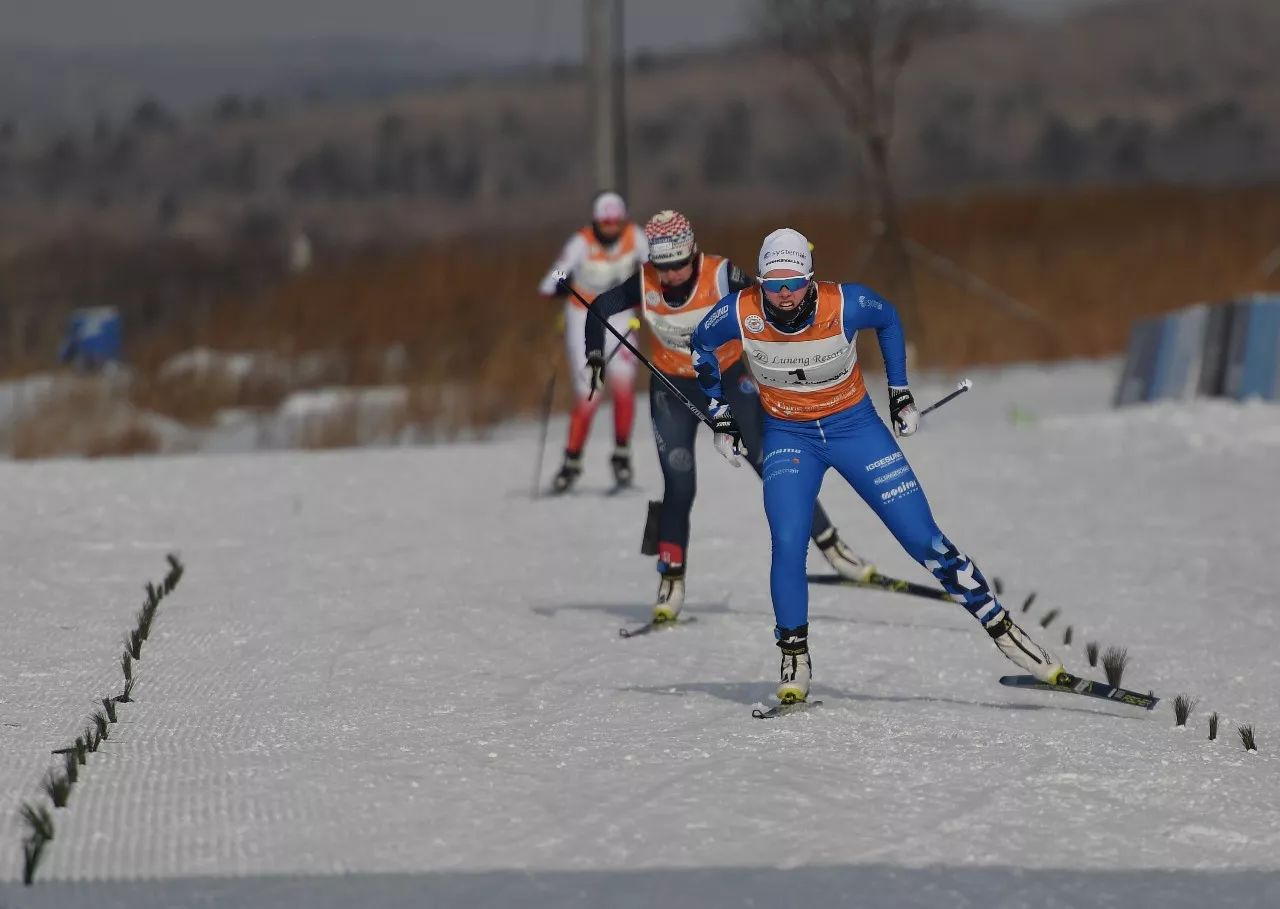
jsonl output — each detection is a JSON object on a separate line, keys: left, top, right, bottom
{"left": 592, "top": 191, "right": 627, "bottom": 222}
{"left": 758, "top": 227, "right": 813, "bottom": 276}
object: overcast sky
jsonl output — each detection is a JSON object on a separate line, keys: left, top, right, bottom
{"left": 0, "top": 0, "right": 1093, "bottom": 61}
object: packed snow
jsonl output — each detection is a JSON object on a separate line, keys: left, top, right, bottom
{"left": 2, "top": 358, "right": 1278, "bottom": 908}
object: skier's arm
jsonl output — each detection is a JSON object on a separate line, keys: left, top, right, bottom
{"left": 842, "top": 283, "right": 918, "bottom": 434}
{"left": 583, "top": 273, "right": 642, "bottom": 358}
{"left": 723, "top": 260, "right": 753, "bottom": 294}
{"left": 841, "top": 284, "right": 908, "bottom": 387}
{"left": 690, "top": 294, "right": 743, "bottom": 409}
{"left": 538, "top": 234, "right": 587, "bottom": 298}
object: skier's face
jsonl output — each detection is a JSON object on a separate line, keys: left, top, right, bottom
{"left": 760, "top": 269, "right": 811, "bottom": 310}
{"left": 654, "top": 257, "right": 694, "bottom": 286}
{"left": 595, "top": 218, "right": 624, "bottom": 242}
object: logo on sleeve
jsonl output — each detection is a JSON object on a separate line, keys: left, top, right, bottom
{"left": 744, "top": 314, "right": 766, "bottom": 333}
{"left": 703, "top": 305, "right": 730, "bottom": 330}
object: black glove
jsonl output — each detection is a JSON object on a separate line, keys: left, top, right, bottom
{"left": 888, "top": 386, "right": 919, "bottom": 437}
{"left": 586, "top": 350, "right": 606, "bottom": 398}
{"left": 711, "top": 405, "right": 744, "bottom": 467}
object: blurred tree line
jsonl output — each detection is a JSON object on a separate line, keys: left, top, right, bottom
{"left": 0, "top": 0, "right": 1276, "bottom": 371}
{"left": 0, "top": 78, "right": 1270, "bottom": 226}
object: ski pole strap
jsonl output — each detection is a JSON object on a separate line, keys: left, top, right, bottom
{"left": 919, "top": 379, "right": 973, "bottom": 417}
{"left": 555, "top": 273, "right": 714, "bottom": 431}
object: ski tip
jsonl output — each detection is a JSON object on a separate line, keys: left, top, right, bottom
{"left": 752, "top": 699, "right": 823, "bottom": 719}
{"left": 618, "top": 616, "right": 697, "bottom": 638}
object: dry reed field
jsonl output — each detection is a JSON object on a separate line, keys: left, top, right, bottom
{"left": 119, "top": 184, "right": 1280, "bottom": 432}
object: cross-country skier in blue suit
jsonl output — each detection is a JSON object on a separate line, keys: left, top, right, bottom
{"left": 690, "top": 227, "right": 1065, "bottom": 705}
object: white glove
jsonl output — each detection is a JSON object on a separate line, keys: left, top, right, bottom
{"left": 711, "top": 405, "right": 744, "bottom": 468}
{"left": 889, "top": 386, "right": 919, "bottom": 437}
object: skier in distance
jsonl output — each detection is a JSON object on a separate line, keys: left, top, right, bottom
{"left": 538, "top": 191, "right": 647, "bottom": 493}
{"left": 585, "top": 210, "right": 877, "bottom": 625}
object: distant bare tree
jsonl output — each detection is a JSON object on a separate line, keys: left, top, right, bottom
{"left": 760, "top": 0, "right": 976, "bottom": 343}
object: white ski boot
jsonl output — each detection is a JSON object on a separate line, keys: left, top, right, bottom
{"left": 610, "top": 445, "right": 634, "bottom": 488}
{"left": 776, "top": 625, "right": 811, "bottom": 703}
{"left": 815, "top": 528, "right": 875, "bottom": 582}
{"left": 652, "top": 566, "right": 685, "bottom": 623}
{"left": 551, "top": 452, "right": 582, "bottom": 494}
{"left": 986, "top": 613, "right": 1064, "bottom": 683}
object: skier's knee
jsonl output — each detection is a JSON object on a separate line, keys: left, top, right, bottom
{"left": 887, "top": 518, "right": 940, "bottom": 564}
{"left": 661, "top": 453, "right": 696, "bottom": 507}
{"left": 770, "top": 523, "right": 810, "bottom": 565}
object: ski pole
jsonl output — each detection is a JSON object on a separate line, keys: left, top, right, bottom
{"left": 554, "top": 272, "right": 714, "bottom": 429}
{"left": 531, "top": 365, "right": 558, "bottom": 498}
{"left": 920, "top": 378, "right": 973, "bottom": 417}
{"left": 607, "top": 318, "right": 641, "bottom": 364}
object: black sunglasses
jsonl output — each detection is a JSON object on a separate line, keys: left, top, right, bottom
{"left": 653, "top": 256, "right": 693, "bottom": 272}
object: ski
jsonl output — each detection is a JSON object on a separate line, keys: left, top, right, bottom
{"left": 807, "top": 572, "right": 952, "bottom": 602}
{"left": 753, "top": 699, "right": 823, "bottom": 719}
{"left": 545, "top": 483, "right": 637, "bottom": 498}
{"left": 618, "top": 616, "right": 698, "bottom": 638}
{"left": 999, "top": 672, "right": 1159, "bottom": 711}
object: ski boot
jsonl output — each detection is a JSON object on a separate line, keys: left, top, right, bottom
{"left": 776, "top": 624, "right": 811, "bottom": 703}
{"left": 551, "top": 451, "right": 583, "bottom": 494}
{"left": 815, "top": 528, "right": 875, "bottom": 582}
{"left": 610, "top": 444, "right": 634, "bottom": 489}
{"left": 652, "top": 564, "right": 685, "bottom": 624}
{"left": 986, "top": 613, "right": 1064, "bottom": 683}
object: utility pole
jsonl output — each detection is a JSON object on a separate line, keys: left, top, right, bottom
{"left": 585, "top": 0, "right": 627, "bottom": 196}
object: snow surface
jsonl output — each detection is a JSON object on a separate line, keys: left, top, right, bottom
{"left": 2, "top": 358, "right": 1279, "bottom": 908}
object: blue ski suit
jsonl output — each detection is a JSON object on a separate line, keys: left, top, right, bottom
{"left": 690, "top": 281, "right": 1007, "bottom": 635}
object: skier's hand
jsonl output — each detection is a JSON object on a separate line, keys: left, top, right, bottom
{"left": 889, "top": 386, "right": 919, "bottom": 437}
{"left": 711, "top": 405, "right": 745, "bottom": 467}
{"left": 585, "top": 350, "right": 606, "bottom": 399}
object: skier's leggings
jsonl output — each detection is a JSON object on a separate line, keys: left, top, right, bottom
{"left": 649, "top": 360, "right": 834, "bottom": 568}
{"left": 761, "top": 395, "right": 1005, "bottom": 632}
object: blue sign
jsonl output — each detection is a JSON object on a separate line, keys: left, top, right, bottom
{"left": 1116, "top": 296, "right": 1280, "bottom": 405}
{"left": 59, "top": 307, "right": 122, "bottom": 370}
